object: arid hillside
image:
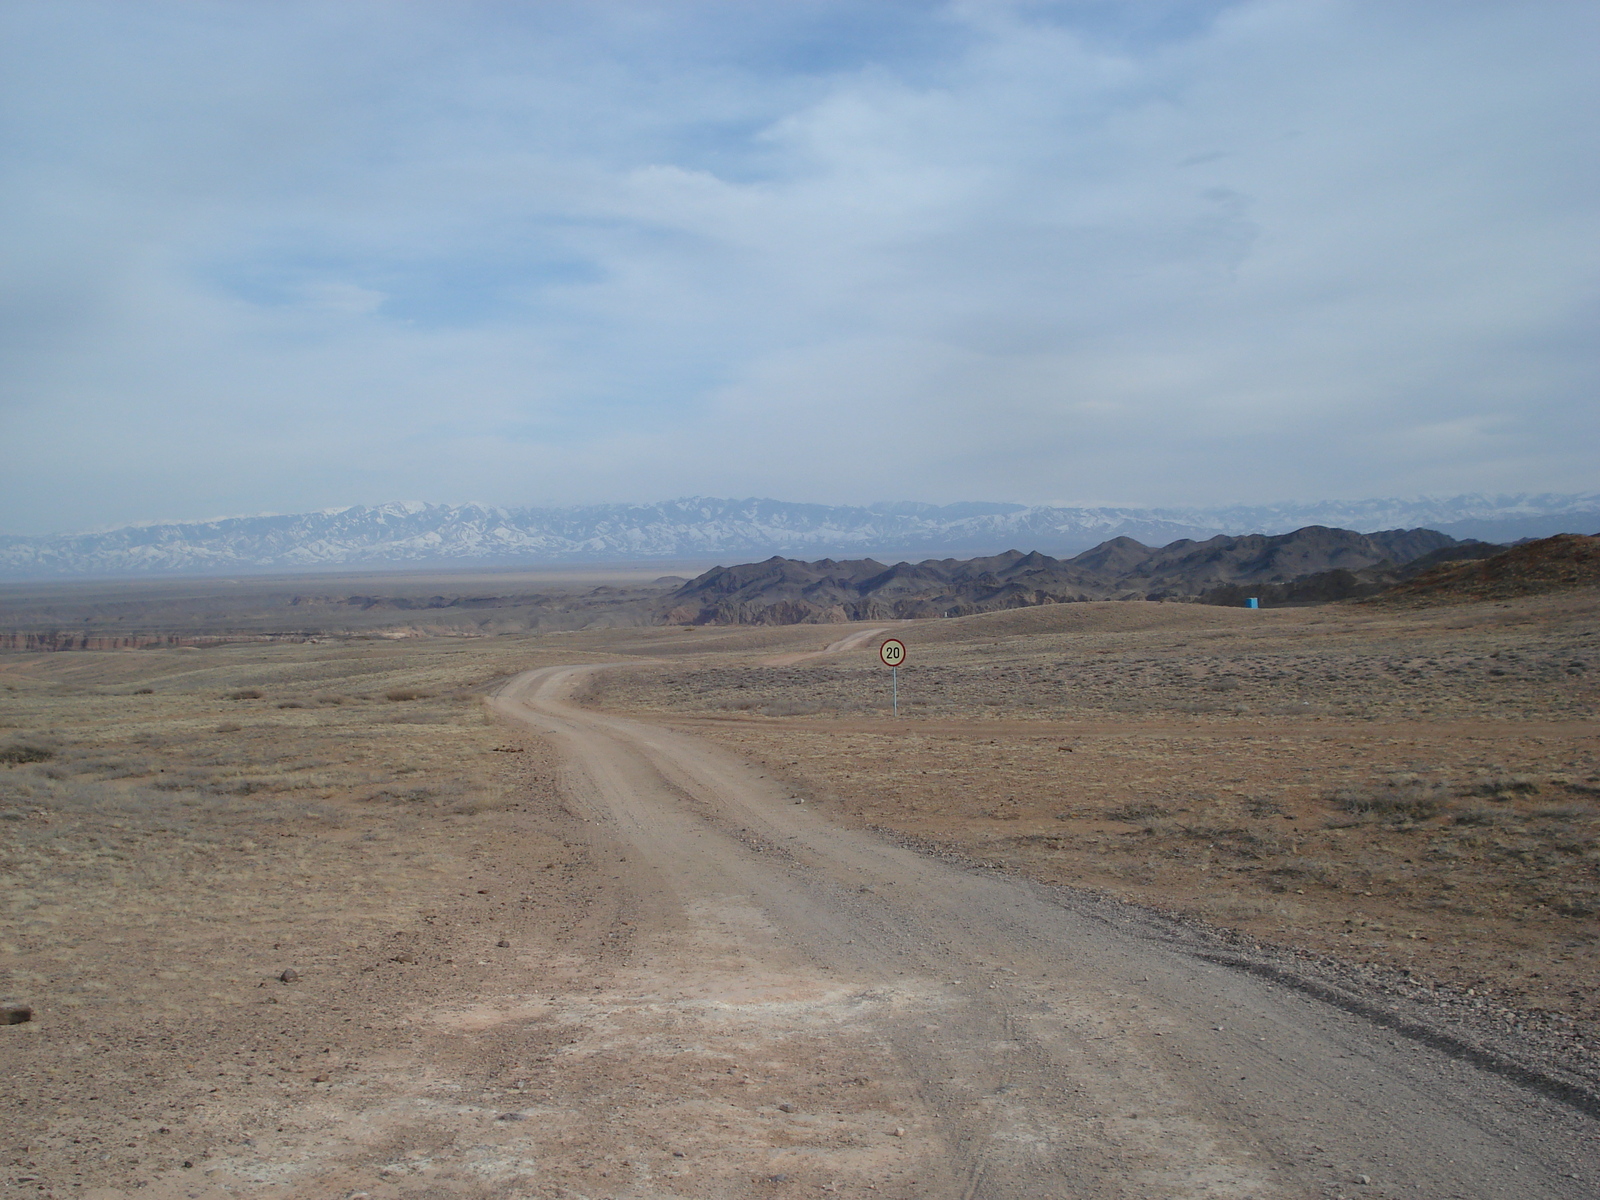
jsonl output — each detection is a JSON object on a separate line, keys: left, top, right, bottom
{"left": 1372, "top": 533, "right": 1600, "bottom": 607}
{"left": 660, "top": 525, "right": 1469, "bottom": 624}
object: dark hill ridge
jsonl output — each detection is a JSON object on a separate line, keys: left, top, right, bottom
{"left": 1197, "top": 540, "right": 1507, "bottom": 608}
{"left": 660, "top": 525, "right": 1466, "bottom": 624}
{"left": 1368, "top": 533, "right": 1600, "bottom": 607}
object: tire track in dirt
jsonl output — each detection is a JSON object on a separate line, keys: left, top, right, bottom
{"left": 761, "top": 627, "right": 892, "bottom": 667}
{"left": 491, "top": 664, "right": 1600, "bottom": 1199}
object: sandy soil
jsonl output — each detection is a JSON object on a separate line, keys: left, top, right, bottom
{"left": 1, "top": 593, "right": 1597, "bottom": 1197}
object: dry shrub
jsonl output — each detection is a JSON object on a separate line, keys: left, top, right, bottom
{"left": 226, "top": 689, "right": 264, "bottom": 701}
{"left": 133, "top": 688, "right": 154, "bottom": 695}
{"left": 1532, "top": 802, "right": 1594, "bottom": 820}
{"left": 1552, "top": 896, "right": 1599, "bottom": 918}
{"left": 1268, "top": 701, "right": 1321, "bottom": 715}
{"left": 365, "top": 785, "right": 438, "bottom": 805}
{"left": 215, "top": 778, "right": 277, "bottom": 797}
{"left": 1329, "top": 775, "right": 1445, "bottom": 820}
{"left": 276, "top": 700, "right": 306, "bottom": 709}
{"left": 1469, "top": 775, "right": 1540, "bottom": 799}
{"left": 1104, "top": 800, "right": 1169, "bottom": 822}
{"left": 1268, "top": 858, "right": 1335, "bottom": 884}
{"left": 384, "top": 689, "right": 430, "bottom": 702}
{"left": 762, "top": 699, "right": 822, "bottom": 717}
{"left": 214, "top": 722, "right": 242, "bottom": 733}
{"left": 0, "top": 743, "right": 55, "bottom": 765}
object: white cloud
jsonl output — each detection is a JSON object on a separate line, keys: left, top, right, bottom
{"left": 0, "top": 0, "right": 1596, "bottom": 533}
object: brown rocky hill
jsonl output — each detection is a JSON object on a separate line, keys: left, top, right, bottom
{"left": 1367, "top": 533, "right": 1600, "bottom": 606}
{"left": 1198, "top": 540, "right": 1506, "bottom": 607}
{"left": 659, "top": 526, "right": 1465, "bottom": 625}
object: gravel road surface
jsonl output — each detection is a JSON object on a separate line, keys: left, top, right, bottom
{"left": 491, "top": 664, "right": 1599, "bottom": 1199}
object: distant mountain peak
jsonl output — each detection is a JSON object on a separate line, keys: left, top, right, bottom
{"left": 2, "top": 493, "right": 1596, "bottom": 581}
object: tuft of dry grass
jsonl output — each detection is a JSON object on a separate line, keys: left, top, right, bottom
{"left": 1104, "top": 800, "right": 1170, "bottom": 822}
{"left": 1468, "top": 774, "right": 1541, "bottom": 799}
{"left": 1330, "top": 776, "right": 1446, "bottom": 820}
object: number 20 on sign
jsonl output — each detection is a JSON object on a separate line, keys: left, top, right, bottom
{"left": 879, "top": 638, "right": 906, "bottom": 716}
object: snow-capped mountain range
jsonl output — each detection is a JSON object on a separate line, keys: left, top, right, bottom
{"left": 2, "top": 494, "right": 1597, "bottom": 580}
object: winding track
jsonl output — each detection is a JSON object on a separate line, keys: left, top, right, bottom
{"left": 761, "top": 626, "right": 891, "bottom": 666}
{"left": 492, "top": 662, "right": 1597, "bottom": 1198}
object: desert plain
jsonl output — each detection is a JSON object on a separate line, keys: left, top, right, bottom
{"left": 1, "top": 577, "right": 1598, "bottom": 1198}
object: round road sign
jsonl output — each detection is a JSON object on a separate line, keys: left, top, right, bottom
{"left": 879, "top": 638, "right": 906, "bottom": 667}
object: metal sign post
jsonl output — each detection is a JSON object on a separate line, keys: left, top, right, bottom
{"left": 879, "top": 638, "right": 906, "bottom": 717}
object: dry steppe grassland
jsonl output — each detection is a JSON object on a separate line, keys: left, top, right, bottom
{"left": 584, "top": 592, "right": 1600, "bottom": 1023}
{"left": 0, "top": 634, "right": 610, "bottom": 1194}
{"left": 0, "top": 582, "right": 1596, "bottom": 1195}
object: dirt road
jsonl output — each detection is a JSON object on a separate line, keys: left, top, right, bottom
{"left": 761, "top": 627, "right": 890, "bottom": 667}
{"left": 491, "top": 664, "right": 1598, "bottom": 1199}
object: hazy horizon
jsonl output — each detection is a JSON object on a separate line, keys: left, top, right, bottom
{"left": 5, "top": 489, "right": 1599, "bottom": 543}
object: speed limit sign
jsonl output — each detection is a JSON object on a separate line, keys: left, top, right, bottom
{"left": 879, "top": 638, "right": 906, "bottom": 667}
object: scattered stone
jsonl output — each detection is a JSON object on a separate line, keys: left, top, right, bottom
{"left": 767, "top": 1173, "right": 790, "bottom": 1183}
{"left": 672, "top": 1150, "right": 686, "bottom": 1157}
{"left": 777, "top": 1102, "right": 797, "bottom": 1113}
{"left": 891, "top": 1127, "right": 905, "bottom": 1137}
{"left": 496, "top": 1112, "right": 527, "bottom": 1122}
{"left": 496, "top": 939, "right": 511, "bottom": 948}
{"left": 1, "top": 1001, "right": 32, "bottom": 1025}
{"left": 278, "top": 968, "right": 299, "bottom": 983}
{"left": 391, "top": 953, "right": 417, "bottom": 965}
{"left": 312, "top": 1073, "right": 330, "bottom": 1083}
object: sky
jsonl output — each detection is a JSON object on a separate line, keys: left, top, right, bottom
{"left": 1, "top": 0, "right": 1596, "bottom": 536}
